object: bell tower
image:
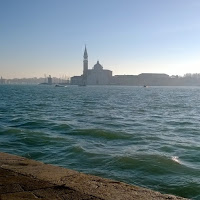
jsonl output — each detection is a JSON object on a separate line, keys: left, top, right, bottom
{"left": 82, "top": 45, "right": 88, "bottom": 85}
{"left": 83, "top": 45, "right": 88, "bottom": 76}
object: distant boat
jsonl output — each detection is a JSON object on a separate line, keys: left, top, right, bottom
{"left": 55, "top": 84, "right": 65, "bottom": 87}
{"left": 143, "top": 85, "right": 148, "bottom": 88}
{"left": 38, "top": 83, "right": 52, "bottom": 85}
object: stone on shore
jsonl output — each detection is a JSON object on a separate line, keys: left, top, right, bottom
{"left": 0, "top": 152, "right": 187, "bottom": 200}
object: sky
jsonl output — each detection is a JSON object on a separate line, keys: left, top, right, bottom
{"left": 1, "top": 0, "right": 200, "bottom": 78}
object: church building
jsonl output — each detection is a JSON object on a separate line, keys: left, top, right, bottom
{"left": 71, "top": 46, "right": 112, "bottom": 85}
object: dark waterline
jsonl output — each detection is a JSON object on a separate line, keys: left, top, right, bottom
{"left": 0, "top": 85, "right": 200, "bottom": 199}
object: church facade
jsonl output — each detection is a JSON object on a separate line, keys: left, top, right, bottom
{"left": 71, "top": 47, "right": 113, "bottom": 85}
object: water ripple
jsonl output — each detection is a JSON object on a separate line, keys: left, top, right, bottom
{"left": 0, "top": 85, "right": 200, "bottom": 199}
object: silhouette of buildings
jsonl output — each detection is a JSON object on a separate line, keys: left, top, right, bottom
{"left": 70, "top": 46, "right": 172, "bottom": 86}
{"left": 71, "top": 46, "right": 112, "bottom": 85}
{"left": 112, "top": 73, "right": 170, "bottom": 86}
{"left": 2, "top": 46, "right": 200, "bottom": 86}
{"left": 71, "top": 47, "right": 187, "bottom": 86}
{"left": 70, "top": 46, "right": 173, "bottom": 86}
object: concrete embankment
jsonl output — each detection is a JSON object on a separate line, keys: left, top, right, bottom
{"left": 0, "top": 152, "right": 187, "bottom": 200}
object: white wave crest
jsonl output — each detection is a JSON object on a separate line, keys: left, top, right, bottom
{"left": 172, "top": 156, "right": 181, "bottom": 164}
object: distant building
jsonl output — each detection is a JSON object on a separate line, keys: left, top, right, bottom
{"left": 0, "top": 76, "right": 5, "bottom": 84}
{"left": 137, "top": 73, "right": 169, "bottom": 86}
{"left": 47, "top": 75, "right": 52, "bottom": 85}
{"left": 70, "top": 75, "right": 83, "bottom": 85}
{"left": 71, "top": 46, "right": 112, "bottom": 85}
{"left": 87, "top": 61, "right": 112, "bottom": 85}
{"left": 111, "top": 73, "right": 170, "bottom": 86}
{"left": 115, "top": 73, "right": 200, "bottom": 86}
{"left": 111, "top": 75, "right": 138, "bottom": 85}
{"left": 138, "top": 73, "right": 169, "bottom": 79}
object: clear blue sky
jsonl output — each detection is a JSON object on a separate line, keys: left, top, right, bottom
{"left": 1, "top": 0, "right": 200, "bottom": 78}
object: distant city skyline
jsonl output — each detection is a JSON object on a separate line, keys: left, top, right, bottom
{"left": 1, "top": 0, "right": 200, "bottom": 79}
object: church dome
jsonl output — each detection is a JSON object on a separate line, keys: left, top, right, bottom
{"left": 93, "top": 61, "right": 103, "bottom": 70}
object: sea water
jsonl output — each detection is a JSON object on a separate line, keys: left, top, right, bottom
{"left": 0, "top": 85, "right": 199, "bottom": 199}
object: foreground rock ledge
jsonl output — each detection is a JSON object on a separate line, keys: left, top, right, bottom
{"left": 0, "top": 152, "right": 187, "bottom": 200}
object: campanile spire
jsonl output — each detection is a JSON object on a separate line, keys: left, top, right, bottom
{"left": 84, "top": 45, "right": 88, "bottom": 59}
{"left": 83, "top": 45, "right": 88, "bottom": 76}
{"left": 83, "top": 45, "right": 88, "bottom": 85}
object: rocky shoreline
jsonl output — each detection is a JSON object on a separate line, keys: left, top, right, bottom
{"left": 0, "top": 152, "right": 188, "bottom": 200}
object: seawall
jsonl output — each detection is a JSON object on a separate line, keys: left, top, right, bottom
{"left": 0, "top": 152, "right": 188, "bottom": 200}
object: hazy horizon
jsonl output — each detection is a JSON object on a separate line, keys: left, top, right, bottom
{"left": 1, "top": 0, "right": 200, "bottom": 79}
{"left": 2, "top": 72, "right": 200, "bottom": 80}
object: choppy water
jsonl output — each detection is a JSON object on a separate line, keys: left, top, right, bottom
{"left": 0, "top": 85, "right": 200, "bottom": 199}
